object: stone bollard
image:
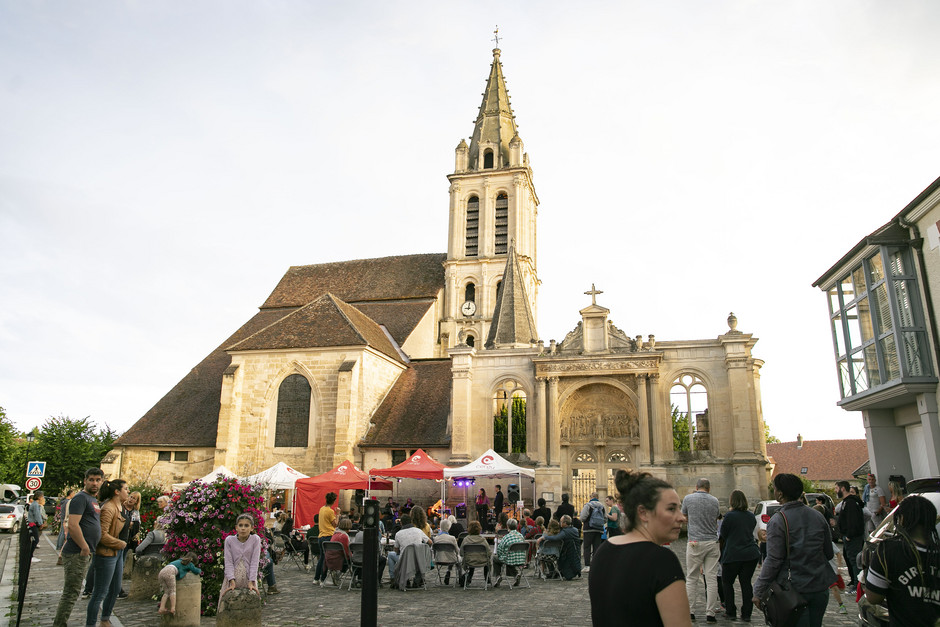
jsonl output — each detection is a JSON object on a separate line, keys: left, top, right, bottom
{"left": 216, "top": 587, "right": 262, "bottom": 627}
{"left": 160, "top": 573, "right": 201, "bottom": 627}
{"left": 124, "top": 550, "right": 135, "bottom": 580}
{"left": 130, "top": 554, "right": 164, "bottom": 600}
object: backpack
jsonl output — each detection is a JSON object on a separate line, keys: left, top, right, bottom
{"left": 838, "top": 496, "right": 864, "bottom": 538}
{"left": 588, "top": 502, "right": 606, "bottom": 530}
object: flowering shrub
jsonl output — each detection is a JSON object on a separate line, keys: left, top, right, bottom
{"left": 161, "top": 476, "right": 268, "bottom": 615}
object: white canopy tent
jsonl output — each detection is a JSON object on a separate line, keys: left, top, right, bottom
{"left": 243, "top": 462, "right": 309, "bottom": 490}
{"left": 171, "top": 465, "right": 239, "bottom": 491}
{"left": 443, "top": 449, "right": 535, "bottom": 520}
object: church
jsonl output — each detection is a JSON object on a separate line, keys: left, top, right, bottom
{"left": 104, "top": 47, "right": 771, "bottom": 508}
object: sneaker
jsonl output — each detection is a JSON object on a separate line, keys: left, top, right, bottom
{"left": 318, "top": 579, "right": 324, "bottom": 588}
{"left": 707, "top": 617, "right": 718, "bottom": 624}
{"left": 268, "top": 585, "right": 280, "bottom": 595}
{"left": 839, "top": 604, "right": 847, "bottom": 614}
{"left": 582, "top": 565, "right": 590, "bottom": 572}
{"left": 82, "top": 591, "right": 91, "bottom": 599}
{"left": 31, "top": 557, "right": 41, "bottom": 563}
{"left": 690, "top": 615, "right": 696, "bottom": 621}
{"left": 117, "top": 590, "right": 128, "bottom": 599}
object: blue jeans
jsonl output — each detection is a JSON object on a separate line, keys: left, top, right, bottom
{"left": 314, "top": 536, "right": 329, "bottom": 582}
{"left": 794, "top": 589, "right": 829, "bottom": 627}
{"left": 86, "top": 552, "right": 123, "bottom": 626}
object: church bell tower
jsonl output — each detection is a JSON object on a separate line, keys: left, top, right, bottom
{"left": 442, "top": 47, "right": 540, "bottom": 350}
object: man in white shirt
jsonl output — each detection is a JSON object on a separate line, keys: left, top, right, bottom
{"left": 386, "top": 514, "right": 430, "bottom": 585}
{"left": 682, "top": 478, "right": 721, "bottom": 623}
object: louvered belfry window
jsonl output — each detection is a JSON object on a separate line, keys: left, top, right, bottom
{"left": 827, "top": 246, "right": 933, "bottom": 399}
{"left": 466, "top": 197, "right": 479, "bottom": 257}
{"left": 495, "top": 193, "right": 508, "bottom": 255}
{"left": 275, "top": 374, "right": 311, "bottom": 447}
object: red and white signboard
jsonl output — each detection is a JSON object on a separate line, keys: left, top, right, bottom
{"left": 25, "top": 477, "right": 42, "bottom": 491}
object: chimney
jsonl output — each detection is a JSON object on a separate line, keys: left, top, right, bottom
{"left": 797, "top": 434, "right": 803, "bottom": 449}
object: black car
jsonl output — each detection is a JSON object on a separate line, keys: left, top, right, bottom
{"left": 857, "top": 477, "right": 940, "bottom": 627}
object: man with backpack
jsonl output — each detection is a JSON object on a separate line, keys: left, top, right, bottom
{"left": 833, "top": 480, "right": 865, "bottom": 588}
{"left": 579, "top": 492, "right": 607, "bottom": 572}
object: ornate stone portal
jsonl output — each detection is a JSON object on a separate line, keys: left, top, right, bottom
{"left": 560, "top": 384, "right": 639, "bottom": 444}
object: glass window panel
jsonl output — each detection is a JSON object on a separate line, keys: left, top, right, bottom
{"left": 894, "top": 279, "right": 915, "bottom": 327}
{"left": 872, "top": 283, "right": 893, "bottom": 333}
{"left": 864, "top": 344, "right": 881, "bottom": 387}
{"left": 839, "top": 358, "right": 851, "bottom": 398}
{"left": 840, "top": 275, "right": 856, "bottom": 304}
{"left": 881, "top": 335, "right": 901, "bottom": 381}
{"left": 828, "top": 287, "right": 841, "bottom": 314}
{"left": 851, "top": 352, "right": 869, "bottom": 393}
{"left": 868, "top": 253, "right": 885, "bottom": 284}
{"left": 832, "top": 312, "right": 845, "bottom": 357}
{"left": 845, "top": 306, "right": 863, "bottom": 351}
{"left": 888, "top": 250, "right": 906, "bottom": 276}
{"left": 852, "top": 267, "right": 867, "bottom": 296}
{"left": 856, "top": 297, "right": 875, "bottom": 343}
{"left": 902, "top": 331, "right": 927, "bottom": 377}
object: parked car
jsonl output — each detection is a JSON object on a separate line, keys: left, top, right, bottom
{"left": 805, "top": 491, "right": 835, "bottom": 517}
{"left": 0, "top": 503, "right": 25, "bottom": 533}
{"left": 857, "top": 477, "right": 940, "bottom": 627}
{"left": 752, "top": 499, "right": 781, "bottom": 540}
{"left": 43, "top": 496, "right": 60, "bottom": 518}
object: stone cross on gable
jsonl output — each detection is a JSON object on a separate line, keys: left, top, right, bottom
{"left": 584, "top": 283, "right": 603, "bottom": 306}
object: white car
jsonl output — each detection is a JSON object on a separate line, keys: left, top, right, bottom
{"left": 752, "top": 499, "right": 781, "bottom": 541}
{"left": 0, "top": 503, "right": 25, "bottom": 533}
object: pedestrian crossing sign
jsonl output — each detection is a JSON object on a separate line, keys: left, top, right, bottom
{"left": 26, "top": 461, "right": 45, "bottom": 478}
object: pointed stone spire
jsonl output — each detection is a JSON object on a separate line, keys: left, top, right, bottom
{"left": 485, "top": 240, "right": 538, "bottom": 349}
{"left": 468, "top": 48, "right": 518, "bottom": 171}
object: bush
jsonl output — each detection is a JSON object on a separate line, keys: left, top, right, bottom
{"left": 128, "top": 480, "right": 169, "bottom": 535}
{"left": 161, "top": 476, "right": 268, "bottom": 615}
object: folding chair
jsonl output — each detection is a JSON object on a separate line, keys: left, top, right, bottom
{"left": 496, "top": 528, "right": 509, "bottom": 538}
{"left": 394, "top": 543, "right": 432, "bottom": 591}
{"left": 270, "top": 534, "right": 287, "bottom": 565}
{"left": 321, "top": 541, "right": 351, "bottom": 588}
{"left": 432, "top": 543, "right": 460, "bottom": 587}
{"left": 347, "top": 543, "right": 364, "bottom": 590}
{"left": 536, "top": 538, "right": 563, "bottom": 580}
{"left": 504, "top": 542, "right": 531, "bottom": 589}
{"left": 277, "top": 532, "right": 305, "bottom": 571}
{"left": 460, "top": 543, "right": 492, "bottom": 591}
{"left": 456, "top": 532, "right": 469, "bottom": 547}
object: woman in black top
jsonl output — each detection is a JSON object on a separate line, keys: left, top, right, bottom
{"left": 589, "top": 471, "right": 692, "bottom": 627}
{"left": 719, "top": 490, "right": 761, "bottom": 621}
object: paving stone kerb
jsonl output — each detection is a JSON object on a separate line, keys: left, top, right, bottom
{"left": 3, "top": 531, "right": 862, "bottom": 627}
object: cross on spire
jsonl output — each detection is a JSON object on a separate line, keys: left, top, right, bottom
{"left": 584, "top": 283, "right": 603, "bottom": 306}
{"left": 492, "top": 26, "right": 500, "bottom": 48}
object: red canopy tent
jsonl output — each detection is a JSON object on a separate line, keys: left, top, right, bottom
{"left": 293, "top": 460, "right": 392, "bottom": 527}
{"left": 369, "top": 449, "right": 447, "bottom": 480}
{"left": 369, "top": 449, "right": 449, "bottom": 516}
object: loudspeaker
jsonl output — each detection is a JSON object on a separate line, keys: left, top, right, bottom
{"left": 456, "top": 503, "right": 467, "bottom": 518}
{"left": 507, "top": 484, "right": 519, "bottom": 502}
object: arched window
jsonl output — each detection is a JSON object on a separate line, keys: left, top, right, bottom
{"left": 275, "top": 374, "right": 311, "bottom": 447}
{"left": 495, "top": 280, "right": 502, "bottom": 302}
{"left": 465, "top": 282, "right": 475, "bottom": 303}
{"left": 669, "top": 374, "right": 709, "bottom": 452}
{"left": 495, "top": 193, "right": 508, "bottom": 255}
{"left": 493, "top": 380, "right": 526, "bottom": 454}
{"left": 483, "top": 149, "right": 494, "bottom": 169}
{"left": 466, "top": 335, "right": 475, "bottom": 348}
{"left": 465, "top": 196, "right": 479, "bottom": 257}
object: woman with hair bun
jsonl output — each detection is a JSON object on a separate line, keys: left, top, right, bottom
{"left": 588, "top": 470, "right": 691, "bottom": 627}
{"left": 87, "top": 478, "right": 130, "bottom": 627}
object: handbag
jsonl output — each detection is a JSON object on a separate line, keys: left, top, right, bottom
{"left": 761, "top": 511, "right": 809, "bottom": 627}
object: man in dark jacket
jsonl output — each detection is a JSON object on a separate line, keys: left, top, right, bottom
{"left": 539, "top": 515, "right": 581, "bottom": 580}
{"left": 833, "top": 480, "right": 865, "bottom": 588}
{"left": 532, "top": 498, "right": 552, "bottom": 524}
{"left": 492, "top": 485, "right": 504, "bottom": 521}
{"left": 553, "top": 493, "right": 575, "bottom": 521}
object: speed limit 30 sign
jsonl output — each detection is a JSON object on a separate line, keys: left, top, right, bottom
{"left": 25, "top": 477, "right": 42, "bottom": 491}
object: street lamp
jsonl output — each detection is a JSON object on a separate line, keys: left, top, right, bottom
{"left": 24, "top": 430, "right": 35, "bottom": 488}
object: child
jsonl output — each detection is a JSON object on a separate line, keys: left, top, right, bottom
{"left": 158, "top": 552, "right": 201, "bottom": 615}
{"left": 220, "top": 513, "right": 263, "bottom": 612}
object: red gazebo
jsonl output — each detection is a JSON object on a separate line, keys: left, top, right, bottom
{"left": 293, "top": 460, "right": 392, "bottom": 527}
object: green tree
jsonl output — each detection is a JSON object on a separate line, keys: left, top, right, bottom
{"left": 29, "top": 415, "right": 118, "bottom": 495}
{"left": 493, "top": 397, "right": 527, "bottom": 454}
{"left": 0, "top": 407, "right": 22, "bottom": 485}
{"left": 764, "top": 423, "right": 781, "bottom": 444}
{"left": 672, "top": 405, "right": 690, "bottom": 452}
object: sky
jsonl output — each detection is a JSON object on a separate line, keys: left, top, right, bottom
{"left": 3, "top": 1, "right": 940, "bottom": 444}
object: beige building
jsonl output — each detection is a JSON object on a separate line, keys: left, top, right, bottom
{"left": 106, "top": 47, "right": 771, "bottom": 508}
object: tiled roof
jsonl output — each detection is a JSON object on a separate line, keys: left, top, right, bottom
{"left": 261, "top": 253, "right": 446, "bottom": 309}
{"left": 116, "top": 308, "right": 294, "bottom": 447}
{"left": 361, "top": 360, "right": 452, "bottom": 448}
{"left": 350, "top": 300, "right": 435, "bottom": 346}
{"left": 767, "top": 439, "right": 869, "bottom": 482}
{"left": 227, "top": 294, "right": 405, "bottom": 364}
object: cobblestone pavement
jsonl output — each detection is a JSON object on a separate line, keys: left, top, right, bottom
{"left": 2, "top": 533, "right": 862, "bottom": 626}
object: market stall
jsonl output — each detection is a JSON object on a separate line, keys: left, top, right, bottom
{"left": 293, "top": 460, "right": 392, "bottom": 527}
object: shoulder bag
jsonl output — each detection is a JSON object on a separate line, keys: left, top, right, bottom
{"left": 761, "top": 511, "right": 809, "bottom": 627}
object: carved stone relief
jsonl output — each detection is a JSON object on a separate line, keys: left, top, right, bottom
{"left": 559, "top": 383, "right": 639, "bottom": 444}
